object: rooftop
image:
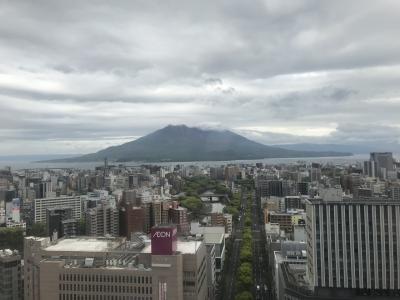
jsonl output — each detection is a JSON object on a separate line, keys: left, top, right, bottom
{"left": 44, "top": 237, "right": 123, "bottom": 252}
{"left": 0, "top": 249, "right": 20, "bottom": 257}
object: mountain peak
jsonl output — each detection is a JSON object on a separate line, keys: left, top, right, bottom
{"left": 48, "top": 125, "right": 352, "bottom": 163}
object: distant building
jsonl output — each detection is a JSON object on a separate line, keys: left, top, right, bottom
{"left": 310, "top": 163, "right": 322, "bottom": 182}
{"left": 85, "top": 202, "right": 119, "bottom": 236}
{"left": 210, "top": 167, "right": 224, "bottom": 180}
{"left": 120, "top": 204, "right": 145, "bottom": 238}
{"left": 210, "top": 212, "right": 233, "bottom": 235}
{"left": 169, "top": 206, "right": 190, "bottom": 235}
{"left": 284, "top": 196, "right": 304, "bottom": 211}
{"left": 297, "top": 182, "right": 309, "bottom": 196}
{"left": 367, "top": 152, "right": 394, "bottom": 179}
{"left": 33, "top": 195, "right": 82, "bottom": 224}
{"left": 268, "top": 211, "right": 305, "bottom": 232}
{"left": 46, "top": 207, "right": 77, "bottom": 238}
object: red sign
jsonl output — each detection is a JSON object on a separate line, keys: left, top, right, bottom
{"left": 151, "top": 226, "right": 177, "bottom": 255}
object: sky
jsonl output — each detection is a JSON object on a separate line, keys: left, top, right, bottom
{"left": 1, "top": 0, "right": 400, "bottom": 155}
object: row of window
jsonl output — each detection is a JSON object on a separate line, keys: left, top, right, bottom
{"left": 60, "top": 284, "right": 152, "bottom": 294}
{"left": 61, "top": 274, "right": 152, "bottom": 285}
{"left": 60, "top": 294, "right": 152, "bottom": 300}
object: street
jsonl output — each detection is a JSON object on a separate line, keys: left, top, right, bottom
{"left": 222, "top": 189, "right": 247, "bottom": 300}
{"left": 251, "top": 190, "right": 270, "bottom": 300}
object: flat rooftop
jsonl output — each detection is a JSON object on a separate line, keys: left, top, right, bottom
{"left": 44, "top": 237, "right": 122, "bottom": 252}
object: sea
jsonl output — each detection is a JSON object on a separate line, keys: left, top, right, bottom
{"left": 0, "top": 154, "right": 372, "bottom": 171}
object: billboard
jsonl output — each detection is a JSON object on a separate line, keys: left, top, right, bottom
{"left": 151, "top": 226, "right": 177, "bottom": 255}
{"left": 11, "top": 198, "right": 20, "bottom": 222}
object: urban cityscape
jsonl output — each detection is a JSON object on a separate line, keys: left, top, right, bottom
{"left": 2, "top": 1, "right": 400, "bottom": 300}
{"left": 1, "top": 152, "right": 400, "bottom": 299}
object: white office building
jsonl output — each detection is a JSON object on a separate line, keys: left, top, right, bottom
{"left": 306, "top": 198, "right": 400, "bottom": 291}
{"left": 33, "top": 195, "right": 82, "bottom": 223}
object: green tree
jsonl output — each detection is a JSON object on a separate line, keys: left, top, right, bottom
{"left": 27, "top": 222, "right": 47, "bottom": 237}
{"left": 0, "top": 228, "right": 24, "bottom": 252}
{"left": 224, "top": 206, "right": 239, "bottom": 219}
{"left": 245, "top": 216, "right": 252, "bottom": 227}
{"left": 180, "top": 196, "right": 203, "bottom": 214}
{"left": 240, "top": 245, "right": 252, "bottom": 263}
{"left": 235, "top": 291, "right": 253, "bottom": 300}
{"left": 237, "top": 262, "right": 253, "bottom": 290}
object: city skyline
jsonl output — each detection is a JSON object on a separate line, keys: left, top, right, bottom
{"left": 1, "top": 1, "right": 400, "bottom": 155}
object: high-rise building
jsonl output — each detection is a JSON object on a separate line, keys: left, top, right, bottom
{"left": 210, "top": 167, "right": 224, "bottom": 180}
{"left": 46, "top": 207, "right": 77, "bottom": 238}
{"left": 269, "top": 180, "right": 284, "bottom": 197}
{"left": 33, "top": 195, "right": 82, "bottom": 224}
{"left": 120, "top": 203, "right": 145, "bottom": 238}
{"left": 310, "top": 163, "right": 322, "bottom": 182}
{"left": 151, "top": 200, "right": 172, "bottom": 227}
{"left": 24, "top": 226, "right": 208, "bottom": 300}
{"left": 370, "top": 152, "right": 394, "bottom": 179}
{"left": 391, "top": 185, "right": 400, "bottom": 202}
{"left": 297, "top": 182, "right": 309, "bottom": 196}
{"left": 0, "top": 249, "right": 23, "bottom": 300}
{"left": 122, "top": 189, "right": 141, "bottom": 206}
{"left": 38, "top": 181, "right": 52, "bottom": 199}
{"left": 284, "top": 196, "right": 304, "bottom": 211}
{"left": 306, "top": 197, "right": 400, "bottom": 296}
{"left": 85, "top": 202, "right": 119, "bottom": 236}
{"left": 169, "top": 206, "right": 190, "bottom": 235}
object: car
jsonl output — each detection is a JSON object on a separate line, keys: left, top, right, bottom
{"left": 256, "top": 285, "right": 260, "bottom": 291}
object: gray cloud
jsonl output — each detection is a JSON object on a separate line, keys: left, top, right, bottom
{"left": 0, "top": 0, "right": 400, "bottom": 154}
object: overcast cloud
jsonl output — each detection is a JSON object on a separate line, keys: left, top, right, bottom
{"left": 1, "top": 0, "right": 400, "bottom": 155}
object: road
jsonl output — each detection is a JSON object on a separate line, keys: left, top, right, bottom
{"left": 222, "top": 189, "right": 248, "bottom": 300}
{"left": 250, "top": 190, "right": 270, "bottom": 300}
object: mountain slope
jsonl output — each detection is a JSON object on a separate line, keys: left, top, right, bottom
{"left": 49, "top": 125, "right": 352, "bottom": 162}
{"left": 273, "top": 143, "right": 400, "bottom": 154}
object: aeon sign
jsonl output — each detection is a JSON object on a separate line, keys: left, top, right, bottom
{"left": 151, "top": 226, "right": 177, "bottom": 255}
{"left": 152, "top": 231, "right": 171, "bottom": 238}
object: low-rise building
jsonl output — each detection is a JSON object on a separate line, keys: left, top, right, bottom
{"left": 24, "top": 225, "right": 208, "bottom": 300}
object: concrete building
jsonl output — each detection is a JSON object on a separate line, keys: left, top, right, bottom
{"left": 370, "top": 152, "right": 394, "bottom": 179}
{"left": 297, "top": 182, "right": 309, "bottom": 196}
{"left": 191, "top": 226, "right": 226, "bottom": 281}
{"left": 284, "top": 196, "right": 304, "bottom": 211}
{"left": 268, "top": 210, "right": 305, "bottom": 233}
{"left": 265, "top": 223, "right": 282, "bottom": 243}
{"left": 310, "top": 163, "right": 322, "bottom": 182}
{"left": 169, "top": 206, "right": 190, "bottom": 236}
{"left": 306, "top": 197, "right": 400, "bottom": 296}
{"left": 0, "top": 249, "right": 23, "bottom": 300}
{"left": 85, "top": 202, "right": 119, "bottom": 237}
{"left": 293, "top": 224, "right": 306, "bottom": 242}
{"left": 210, "top": 213, "right": 224, "bottom": 228}
{"left": 273, "top": 241, "right": 307, "bottom": 300}
{"left": 33, "top": 195, "right": 82, "bottom": 224}
{"left": 120, "top": 204, "right": 145, "bottom": 238}
{"left": 210, "top": 213, "right": 232, "bottom": 235}
{"left": 152, "top": 200, "right": 172, "bottom": 226}
{"left": 46, "top": 207, "right": 77, "bottom": 238}
{"left": 24, "top": 226, "right": 208, "bottom": 300}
